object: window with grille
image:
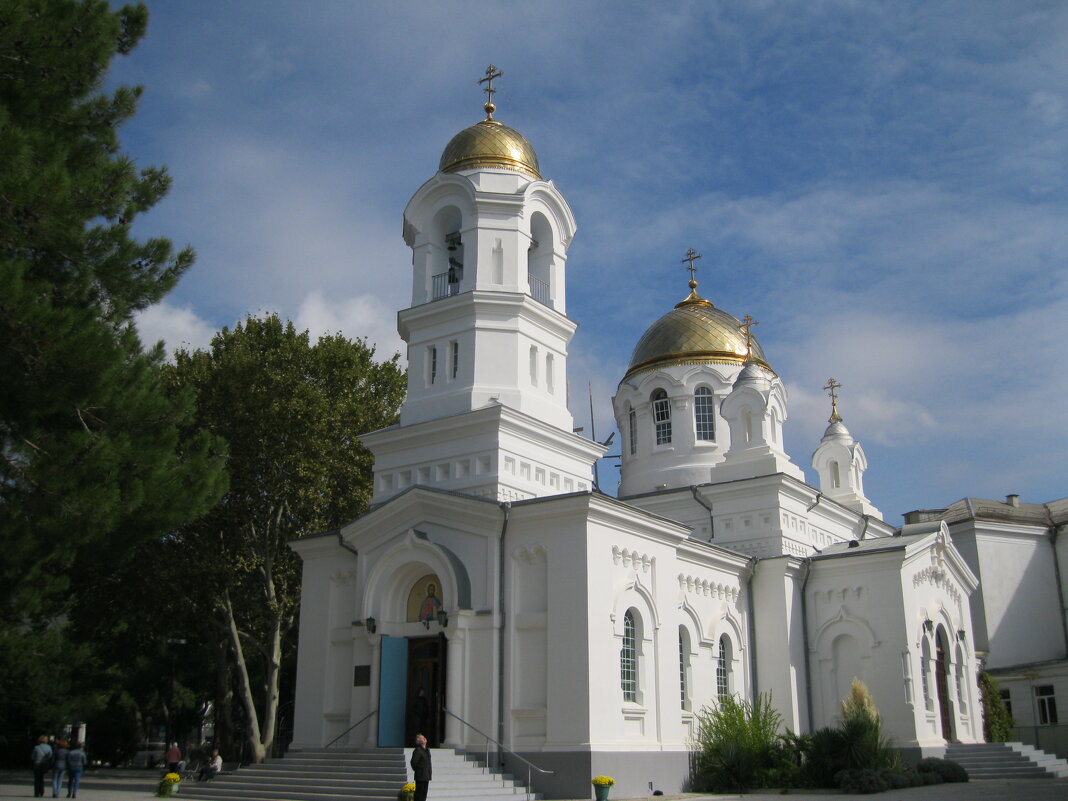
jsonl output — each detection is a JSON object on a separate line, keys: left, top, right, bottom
{"left": 652, "top": 389, "right": 671, "bottom": 445}
{"left": 628, "top": 408, "right": 637, "bottom": 455}
{"left": 621, "top": 610, "right": 638, "bottom": 702}
{"left": 429, "top": 346, "right": 437, "bottom": 384}
{"left": 921, "top": 640, "right": 933, "bottom": 711}
{"left": 695, "top": 387, "right": 715, "bottom": 441}
{"left": 1036, "top": 685, "right": 1058, "bottom": 724}
{"left": 679, "top": 627, "right": 690, "bottom": 709}
{"left": 451, "top": 341, "right": 459, "bottom": 379}
{"left": 717, "top": 634, "right": 731, "bottom": 702}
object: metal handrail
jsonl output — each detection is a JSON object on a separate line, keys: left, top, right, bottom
{"left": 442, "top": 707, "right": 553, "bottom": 801}
{"left": 325, "top": 709, "right": 377, "bottom": 749}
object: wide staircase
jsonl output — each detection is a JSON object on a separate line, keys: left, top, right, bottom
{"left": 945, "top": 742, "right": 1068, "bottom": 779}
{"left": 180, "top": 747, "right": 539, "bottom": 801}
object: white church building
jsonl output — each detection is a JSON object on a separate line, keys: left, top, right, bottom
{"left": 288, "top": 77, "right": 1062, "bottom": 798}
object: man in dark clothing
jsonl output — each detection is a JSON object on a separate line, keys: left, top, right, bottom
{"left": 410, "top": 733, "right": 432, "bottom": 801}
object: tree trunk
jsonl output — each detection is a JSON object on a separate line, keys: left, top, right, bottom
{"left": 222, "top": 589, "right": 266, "bottom": 763}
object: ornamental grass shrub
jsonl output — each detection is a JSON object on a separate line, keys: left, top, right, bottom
{"left": 693, "top": 692, "right": 784, "bottom": 792}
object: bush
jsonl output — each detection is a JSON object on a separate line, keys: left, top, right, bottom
{"left": 836, "top": 768, "right": 888, "bottom": 794}
{"left": 693, "top": 692, "right": 783, "bottom": 792}
{"left": 804, "top": 727, "right": 848, "bottom": 788}
{"left": 916, "top": 757, "right": 968, "bottom": 783}
{"left": 978, "top": 671, "right": 1014, "bottom": 742}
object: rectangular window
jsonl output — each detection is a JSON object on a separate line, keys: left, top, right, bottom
{"left": 451, "top": 341, "right": 459, "bottom": 379}
{"left": 653, "top": 394, "right": 671, "bottom": 445}
{"left": 694, "top": 388, "right": 715, "bottom": 441}
{"left": 429, "top": 346, "right": 437, "bottom": 384}
{"left": 1036, "top": 685, "right": 1058, "bottom": 725}
{"left": 621, "top": 611, "right": 637, "bottom": 703}
{"left": 628, "top": 408, "right": 637, "bottom": 455}
{"left": 1000, "top": 688, "right": 1012, "bottom": 718}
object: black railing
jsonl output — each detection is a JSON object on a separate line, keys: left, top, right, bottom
{"left": 442, "top": 707, "right": 553, "bottom": 801}
{"left": 325, "top": 709, "right": 377, "bottom": 749}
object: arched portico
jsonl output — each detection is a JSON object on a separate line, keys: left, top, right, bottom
{"left": 359, "top": 530, "right": 471, "bottom": 748}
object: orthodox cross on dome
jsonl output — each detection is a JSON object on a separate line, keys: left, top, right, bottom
{"left": 739, "top": 314, "right": 759, "bottom": 357}
{"left": 479, "top": 64, "right": 503, "bottom": 119}
{"left": 681, "top": 248, "right": 703, "bottom": 290}
{"left": 824, "top": 377, "right": 843, "bottom": 422}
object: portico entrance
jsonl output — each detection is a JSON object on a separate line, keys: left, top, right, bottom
{"left": 376, "top": 634, "right": 447, "bottom": 747}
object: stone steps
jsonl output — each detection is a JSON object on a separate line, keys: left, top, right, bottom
{"left": 945, "top": 742, "right": 1068, "bottom": 779}
{"left": 180, "top": 747, "right": 537, "bottom": 801}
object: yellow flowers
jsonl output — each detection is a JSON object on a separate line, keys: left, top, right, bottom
{"left": 592, "top": 776, "right": 615, "bottom": 786}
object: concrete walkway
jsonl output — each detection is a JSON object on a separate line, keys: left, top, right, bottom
{"left": 1, "top": 771, "right": 1067, "bottom": 801}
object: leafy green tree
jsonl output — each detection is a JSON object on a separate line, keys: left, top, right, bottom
{"left": 978, "top": 671, "right": 1014, "bottom": 742}
{"left": 0, "top": 0, "right": 226, "bottom": 760}
{"left": 164, "top": 316, "right": 405, "bottom": 762}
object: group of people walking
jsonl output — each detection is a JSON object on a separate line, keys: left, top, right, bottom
{"left": 31, "top": 736, "right": 86, "bottom": 798}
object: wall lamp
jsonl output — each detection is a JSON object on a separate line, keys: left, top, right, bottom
{"left": 437, "top": 609, "right": 448, "bottom": 628}
{"left": 923, "top": 619, "right": 934, "bottom": 633}
{"left": 365, "top": 617, "right": 376, "bottom": 634}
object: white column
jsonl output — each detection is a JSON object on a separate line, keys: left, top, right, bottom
{"left": 365, "top": 633, "right": 381, "bottom": 747}
{"left": 444, "top": 624, "right": 466, "bottom": 747}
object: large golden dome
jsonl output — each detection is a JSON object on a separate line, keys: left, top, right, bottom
{"left": 622, "top": 291, "right": 772, "bottom": 382}
{"left": 439, "top": 118, "right": 541, "bottom": 179}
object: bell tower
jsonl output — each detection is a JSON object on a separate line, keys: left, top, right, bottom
{"left": 362, "top": 69, "right": 602, "bottom": 504}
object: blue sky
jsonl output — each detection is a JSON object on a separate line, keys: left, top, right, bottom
{"left": 114, "top": 1, "right": 1068, "bottom": 524}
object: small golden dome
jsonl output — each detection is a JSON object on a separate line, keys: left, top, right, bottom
{"left": 439, "top": 118, "right": 541, "bottom": 179}
{"left": 622, "top": 292, "right": 772, "bottom": 382}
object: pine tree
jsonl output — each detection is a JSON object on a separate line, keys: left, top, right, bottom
{"left": 0, "top": 0, "right": 226, "bottom": 615}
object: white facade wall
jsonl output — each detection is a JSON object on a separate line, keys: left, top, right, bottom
{"left": 949, "top": 522, "right": 1066, "bottom": 667}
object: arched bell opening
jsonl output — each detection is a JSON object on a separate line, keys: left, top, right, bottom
{"left": 527, "top": 211, "right": 554, "bottom": 307}
{"left": 430, "top": 205, "right": 464, "bottom": 300}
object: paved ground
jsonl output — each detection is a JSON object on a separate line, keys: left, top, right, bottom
{"left": 1, "top": 771, "right": 1067, "bottom": 800}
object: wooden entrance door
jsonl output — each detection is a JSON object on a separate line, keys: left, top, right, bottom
{"left": 405, "top": 635, "right": 447, "bottom": 747}
{"left": 935, "top": 632, "right": 955, "bottom": 741}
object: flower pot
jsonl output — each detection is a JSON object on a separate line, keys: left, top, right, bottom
{"left": 594, "top": 785, "right": 610, "bottom": 801}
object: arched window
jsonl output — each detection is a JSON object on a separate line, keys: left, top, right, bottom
{"left": 628, "top": 407, "right": 637, "bottom": 455}
{"left": 831, "top": 461, "right": 841, "bottom": 489}
{"left": 679, "top": 626, "right": 691, "bottom": 709}
{"left": 695, "top": 387, "right": 715, "bottom": 441}
{"left": 955, "top": 644, "right": 967, "bottom": 715}
{"left": 621, "top": 609, "right": 638, "bottom": 703}
{"left": 920, "top": 636, "right": 933, "bottom": 711}
{"left": 717, "top": 634, "right": 732, "bottom": 702}
{"left": 652, "top": 389, "right": 672, "bottom": 445}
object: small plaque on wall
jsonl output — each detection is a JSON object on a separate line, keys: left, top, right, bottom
{"left": 353, "top": 665, "right": 371, "bottom": 686}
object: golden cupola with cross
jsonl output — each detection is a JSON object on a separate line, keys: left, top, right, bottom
{"left": 613, "top": 251, "right": 801, "bottom": 497}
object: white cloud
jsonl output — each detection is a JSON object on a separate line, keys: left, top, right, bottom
{"left": 295, "top": 290, "right": 405, "bottom": 363}
{"left": 135, "top": 301, "right": 218, "bottom": 357}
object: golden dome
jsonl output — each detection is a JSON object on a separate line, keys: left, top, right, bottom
{"left": 622, "top": 291, "right": 772, "bottom": 382}
{"left": 439, "top": 118, "right": 541, "bottom": 179}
